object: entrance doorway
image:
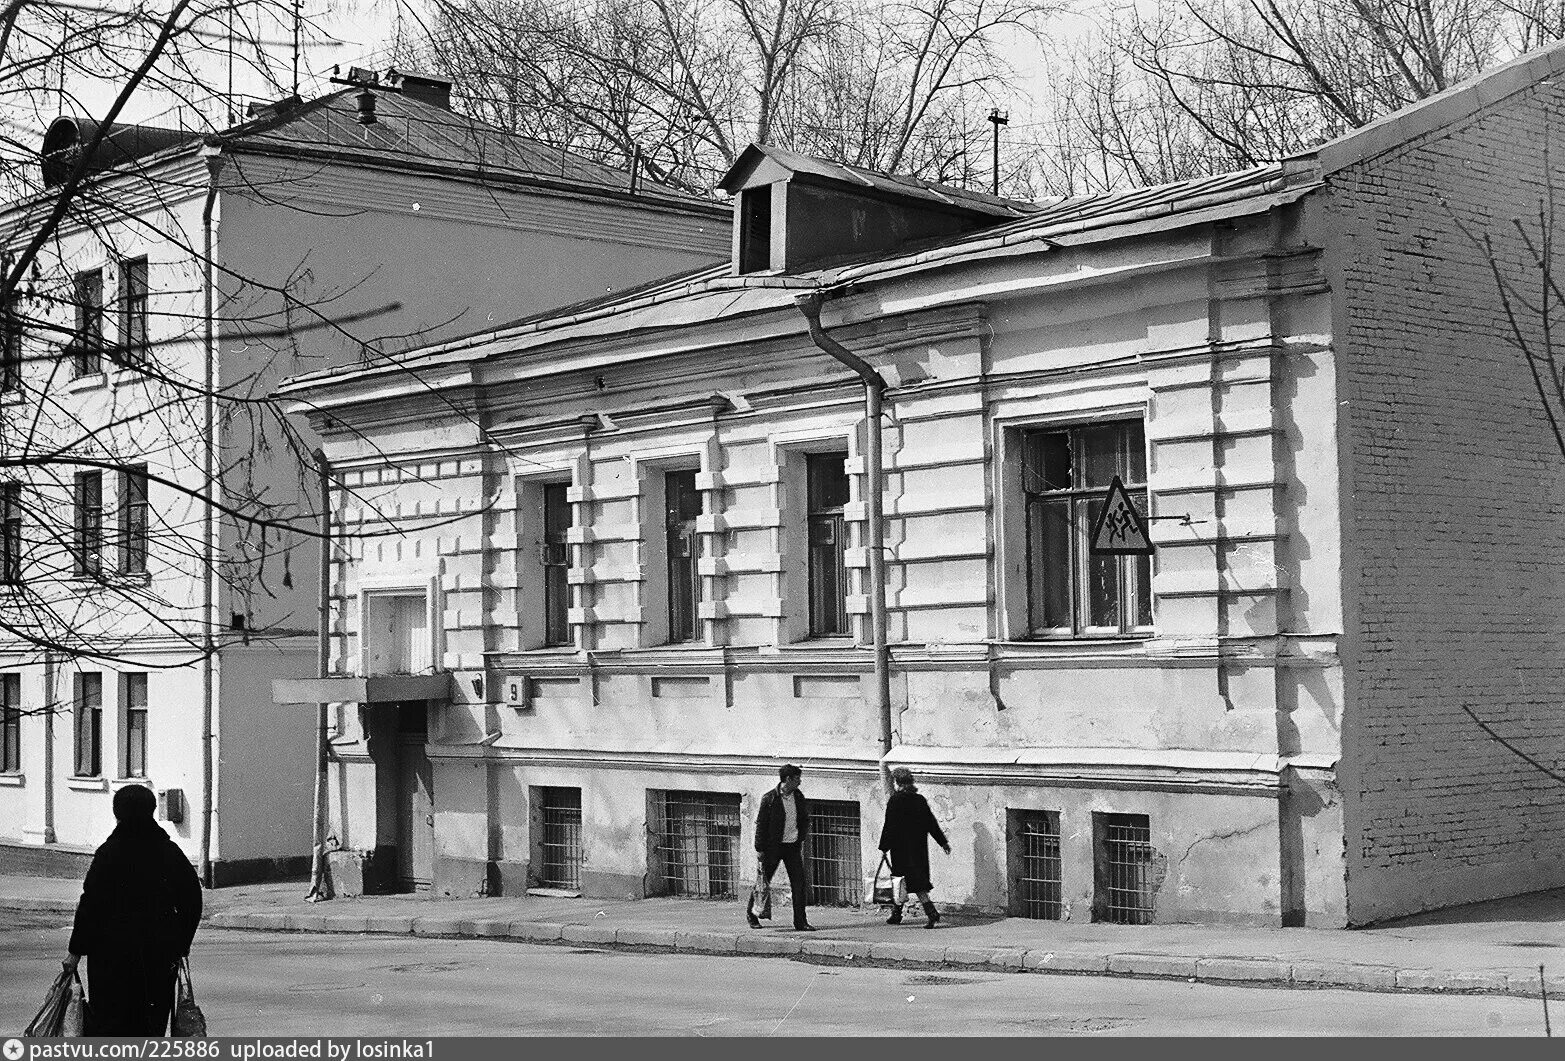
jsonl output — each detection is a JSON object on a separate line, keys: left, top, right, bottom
{"left": 393, "top": 702, "right": 434, "bottom": 891}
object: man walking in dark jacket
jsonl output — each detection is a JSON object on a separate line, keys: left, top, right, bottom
{"left": 747, "top": 764, "right": 814, "bottom": 931}
{"left": 66, "top": 783, "right": 203, "bottom": 1035}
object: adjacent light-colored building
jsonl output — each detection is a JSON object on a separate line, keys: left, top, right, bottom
{"left": 0, "top": 73, "right": 729, "bottom": 884}
{"left": 281, "top": 43, "right": 1565, "bottom": 926}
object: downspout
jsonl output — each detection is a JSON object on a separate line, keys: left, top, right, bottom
{"left": 794, "top": 291, "right": 893, "bottom": 792}
{"left": 199, "top": 141, "right": 225, "bottom": 887}
{"left": 41, "top": 652, "right": 56, "bottom": 843}
{"left": 306, "top": 449, "right": 333, "bottom": 902}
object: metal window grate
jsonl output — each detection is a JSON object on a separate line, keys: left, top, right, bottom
{"left": 1012, "top": 810, "right": 1062, "bottom": 920}
{"left": 806, "top": 800, "right": 862, "bottom": 906}
{"left": 1097, "top": 813, "right": 1154, "bottom": 925}
{"left": 539, "top": 787, "right": 583, "bottom": 889}
{"left": 655, "top": 791, "right": 741, "bottom": 898}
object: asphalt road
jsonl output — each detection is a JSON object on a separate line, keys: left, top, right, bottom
{"left": 0, "top": 910, "right": 1550, "bottom": 1036}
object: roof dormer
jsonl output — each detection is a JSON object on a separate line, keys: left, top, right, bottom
{"left": 718, "top": 144, "right": 1032, "bottom": 276}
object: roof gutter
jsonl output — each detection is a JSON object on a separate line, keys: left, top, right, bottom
{"left": 794, "top": 290, "right": 893, "bottom": 793}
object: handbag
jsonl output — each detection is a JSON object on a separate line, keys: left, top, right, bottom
{"left": 171, "top": 957, "right": 206, "bottom": 1037}
{"left": 24, "top": 963, "right": 90, "bottom": 1037}
{"left": 747, "top": 857, "right": 773, "bottom": 920}
{"left": 864, "top": 853, "right": 907, "bottom": 906}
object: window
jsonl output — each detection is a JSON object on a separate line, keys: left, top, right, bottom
{"left": 71, "top": 268, "right": 103, "bottom": 378}
{"left": 541, "top": 482, "right": 572, "bottom": 646}
{"left": 118, "top": 465, "right": 148, "bottom": 574}
{"left": 1023, "top": 420, "right": 1151, "bottom": 636}
{"left": 536, "top": 786, "right": 583, "bottom": 889}
{"left": 665, "top": 470, "right": 701, "bottom": 643}
{"left": 806, "top": 799, "right": 862, "bottom": 906}
{"left": 74, "top": 471, "right": 102, "bottom": 577}
{"left": 652, "top": 790, "right": 741, "bottom": 898}
{"left": 117, "top": 257, "right": 148, "bottom": 362}
{"left": 806, "top": 454, "right": 849, "bottom": 637}
{"left": 739, "top": 187, "right": 772, "bottom": 273}
{"left": 1, "top": 673, "right": 20, "bottom": 773}
{"left": 1, "top": 294, "right": 20, "bottom": 392}
{"left": 73, "top": 672, "right": 102, "bottom": 777}
{"left": 1, "top": 483, "right": 20, "bottom": 584}
{"left": 1008, "top": 809, "right": 1063, "bottom": 920}
{"left": 123, "top": 672, "right": 147, "bottom": 778}
{"left": 1093, "top": 812, "right": 1155, "bottom": 925}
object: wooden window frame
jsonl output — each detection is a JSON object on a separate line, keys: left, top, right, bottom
{"left": 1021, "top": 420, "right": 1151, "bottom": 638}
{"left": 74, "top": 470, "right": 103, "bottom": 578}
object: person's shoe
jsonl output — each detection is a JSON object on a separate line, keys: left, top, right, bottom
{"left": 921, "top": 900, "right": 940, "bottom": 929}
{"left": 746, "top": 912, "right": 762, "bottom": 929}
{"left": 886, "top": 906, "right": 903, "bottom": 925}
{"left": 795, "top": 923, "right": 817, "bottom": 931}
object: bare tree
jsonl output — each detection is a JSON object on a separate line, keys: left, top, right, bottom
{"left": 1034, "top": 0, "right": 1565, "bottom": 195}
{"left": 0, "top": 0, "right": 460, "bottom": 681}
{"left": 407, "top": 0, "right": 1057, "bottom": 193}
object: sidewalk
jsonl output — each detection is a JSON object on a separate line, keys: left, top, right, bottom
{"left": 6, "top": 873, "right": 1565, "bottom": 1000}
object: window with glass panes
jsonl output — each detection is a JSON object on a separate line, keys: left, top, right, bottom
{"left": 541, "top": 482, "right": 571, "bottom": 646}
{"left": 74, "top": 471, "right": 102, "bottom": 577}
{"left": 665, "top": 470, "right": 701, "bottom": 643}
{"left": 806, "top": 453, "right": 849, "bottom": 637}
{"left": 123, "top": 673, "right": 147, "bottom": 778}
{"left": 1, "top": 673, "right": 20, "bottom": 773}
{"left": 118, "top": 257, "right": 148, "bottom": 361}
{"left": 1, "top": 296, "right": 20, "bottom": 392}
{"left": 72, "top": 269, "right": 103, "bottom": 377}
{"left": 74, "top": 672, "right": 101, "bottom": 777}
{"left": 1023, "top": 420, "right": 1151, "bottom": 636}
{"left": 1, "top": 483, "right": 20, "bottom": 585}
{"left": 118, "top": 465, "right": 148, "bottom": 574}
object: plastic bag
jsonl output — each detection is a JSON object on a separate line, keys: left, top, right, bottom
{"left": 24, "top": 963, "right": 90, "bottom": 1038}
{"left": 747, "top": 858, "right": 772, "bottom": 921}
{"left": 864, "top": 854, "right": 907, "bottom": 906}
{"left": 171, "top": 958, "right": 206, "bottom": 1037}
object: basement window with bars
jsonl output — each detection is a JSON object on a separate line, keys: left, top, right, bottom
{"left": 1008, "top": 809, "right": 1063, "bottom": 920}
{"left": 806, "top": 799, "right": 862, "bottom": 906}
{"left": 537, "top": 786, "right": 583, "bottom": 890}
{"left": 652, "top": 790, "right": 741, "bottom": 899}
{"left": 1093, "top": 812, "right": 1155, "bottom": 925}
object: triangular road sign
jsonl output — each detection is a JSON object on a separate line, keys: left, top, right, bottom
{"left": 1089, "top": 475, "right": 1154, "bottom": 555}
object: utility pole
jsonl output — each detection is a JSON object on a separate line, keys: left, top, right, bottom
{"left": 987, "top": 108, "right": 1009, "bottom": 196}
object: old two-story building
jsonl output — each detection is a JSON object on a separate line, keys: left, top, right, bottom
{"left": 278, "top": 42, "right": 1565, "bottom": 925}
{"left": 0, "top": 71, "right": 729, "bottom": 885}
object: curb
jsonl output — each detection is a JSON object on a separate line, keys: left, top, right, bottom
{"left": 186, "top": 908, "right": 1556, "bottom": 1001}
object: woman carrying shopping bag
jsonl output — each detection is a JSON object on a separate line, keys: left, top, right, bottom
{"left": 65, "top": 783, "right": 202, "bottom": 1035}
{"left": 877, "top": 767, "right": 950, "bottom": 928}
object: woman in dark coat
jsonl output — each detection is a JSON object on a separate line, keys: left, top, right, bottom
{"left": 877, "top": 766, "right": 951, "bottom": 928}
{"left": 65, "top": 783, "right": 203, "bottom": 1035}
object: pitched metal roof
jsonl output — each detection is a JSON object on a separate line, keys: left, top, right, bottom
{"left": 278, "top": 159, "right": 1310, "bottom": 398}
{"left": 216, "top": 89, "right": 720, "bottom": 211}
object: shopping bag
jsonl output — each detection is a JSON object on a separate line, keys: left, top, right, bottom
{"left": 864, "top": 854, "right": 908, "bottom": 906}
{"left": 747, "top": 858, "right": 773, "bottom": 920}
{"left": 24, "top": 963, "right": 90, "bottom": 1038}
{"left": 171, "top": 958, "right": 206, "bottom": 1037}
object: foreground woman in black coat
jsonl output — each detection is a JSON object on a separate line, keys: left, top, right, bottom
{"left": 877, "top": 767, "right": 951, "bottom": 928}
{"left": 66, "top": 784, "right": 203, "bottom": 1035}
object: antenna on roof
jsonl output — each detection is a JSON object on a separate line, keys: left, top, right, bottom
{"left": 291, "top": 0, "right": 301, "bottom": 96}
{"left": 987, "top": 108, "right": 1009, "bottom": 196}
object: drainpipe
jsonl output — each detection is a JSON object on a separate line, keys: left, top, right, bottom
{"left": 306, "top": 450, "right": 333, "bottom": 901}
{"left": 41, "top": 652, "right": 56, "bottom": 843}
{"left": 198, "top": 141, "right": 225, "bottom": 887}
{"left": 794, "top": 291, "right": 893, "bottom": 792}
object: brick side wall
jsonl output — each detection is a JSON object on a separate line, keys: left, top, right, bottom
{"left": 1331, "top": 80, "right": 1565, "bottom": 921}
